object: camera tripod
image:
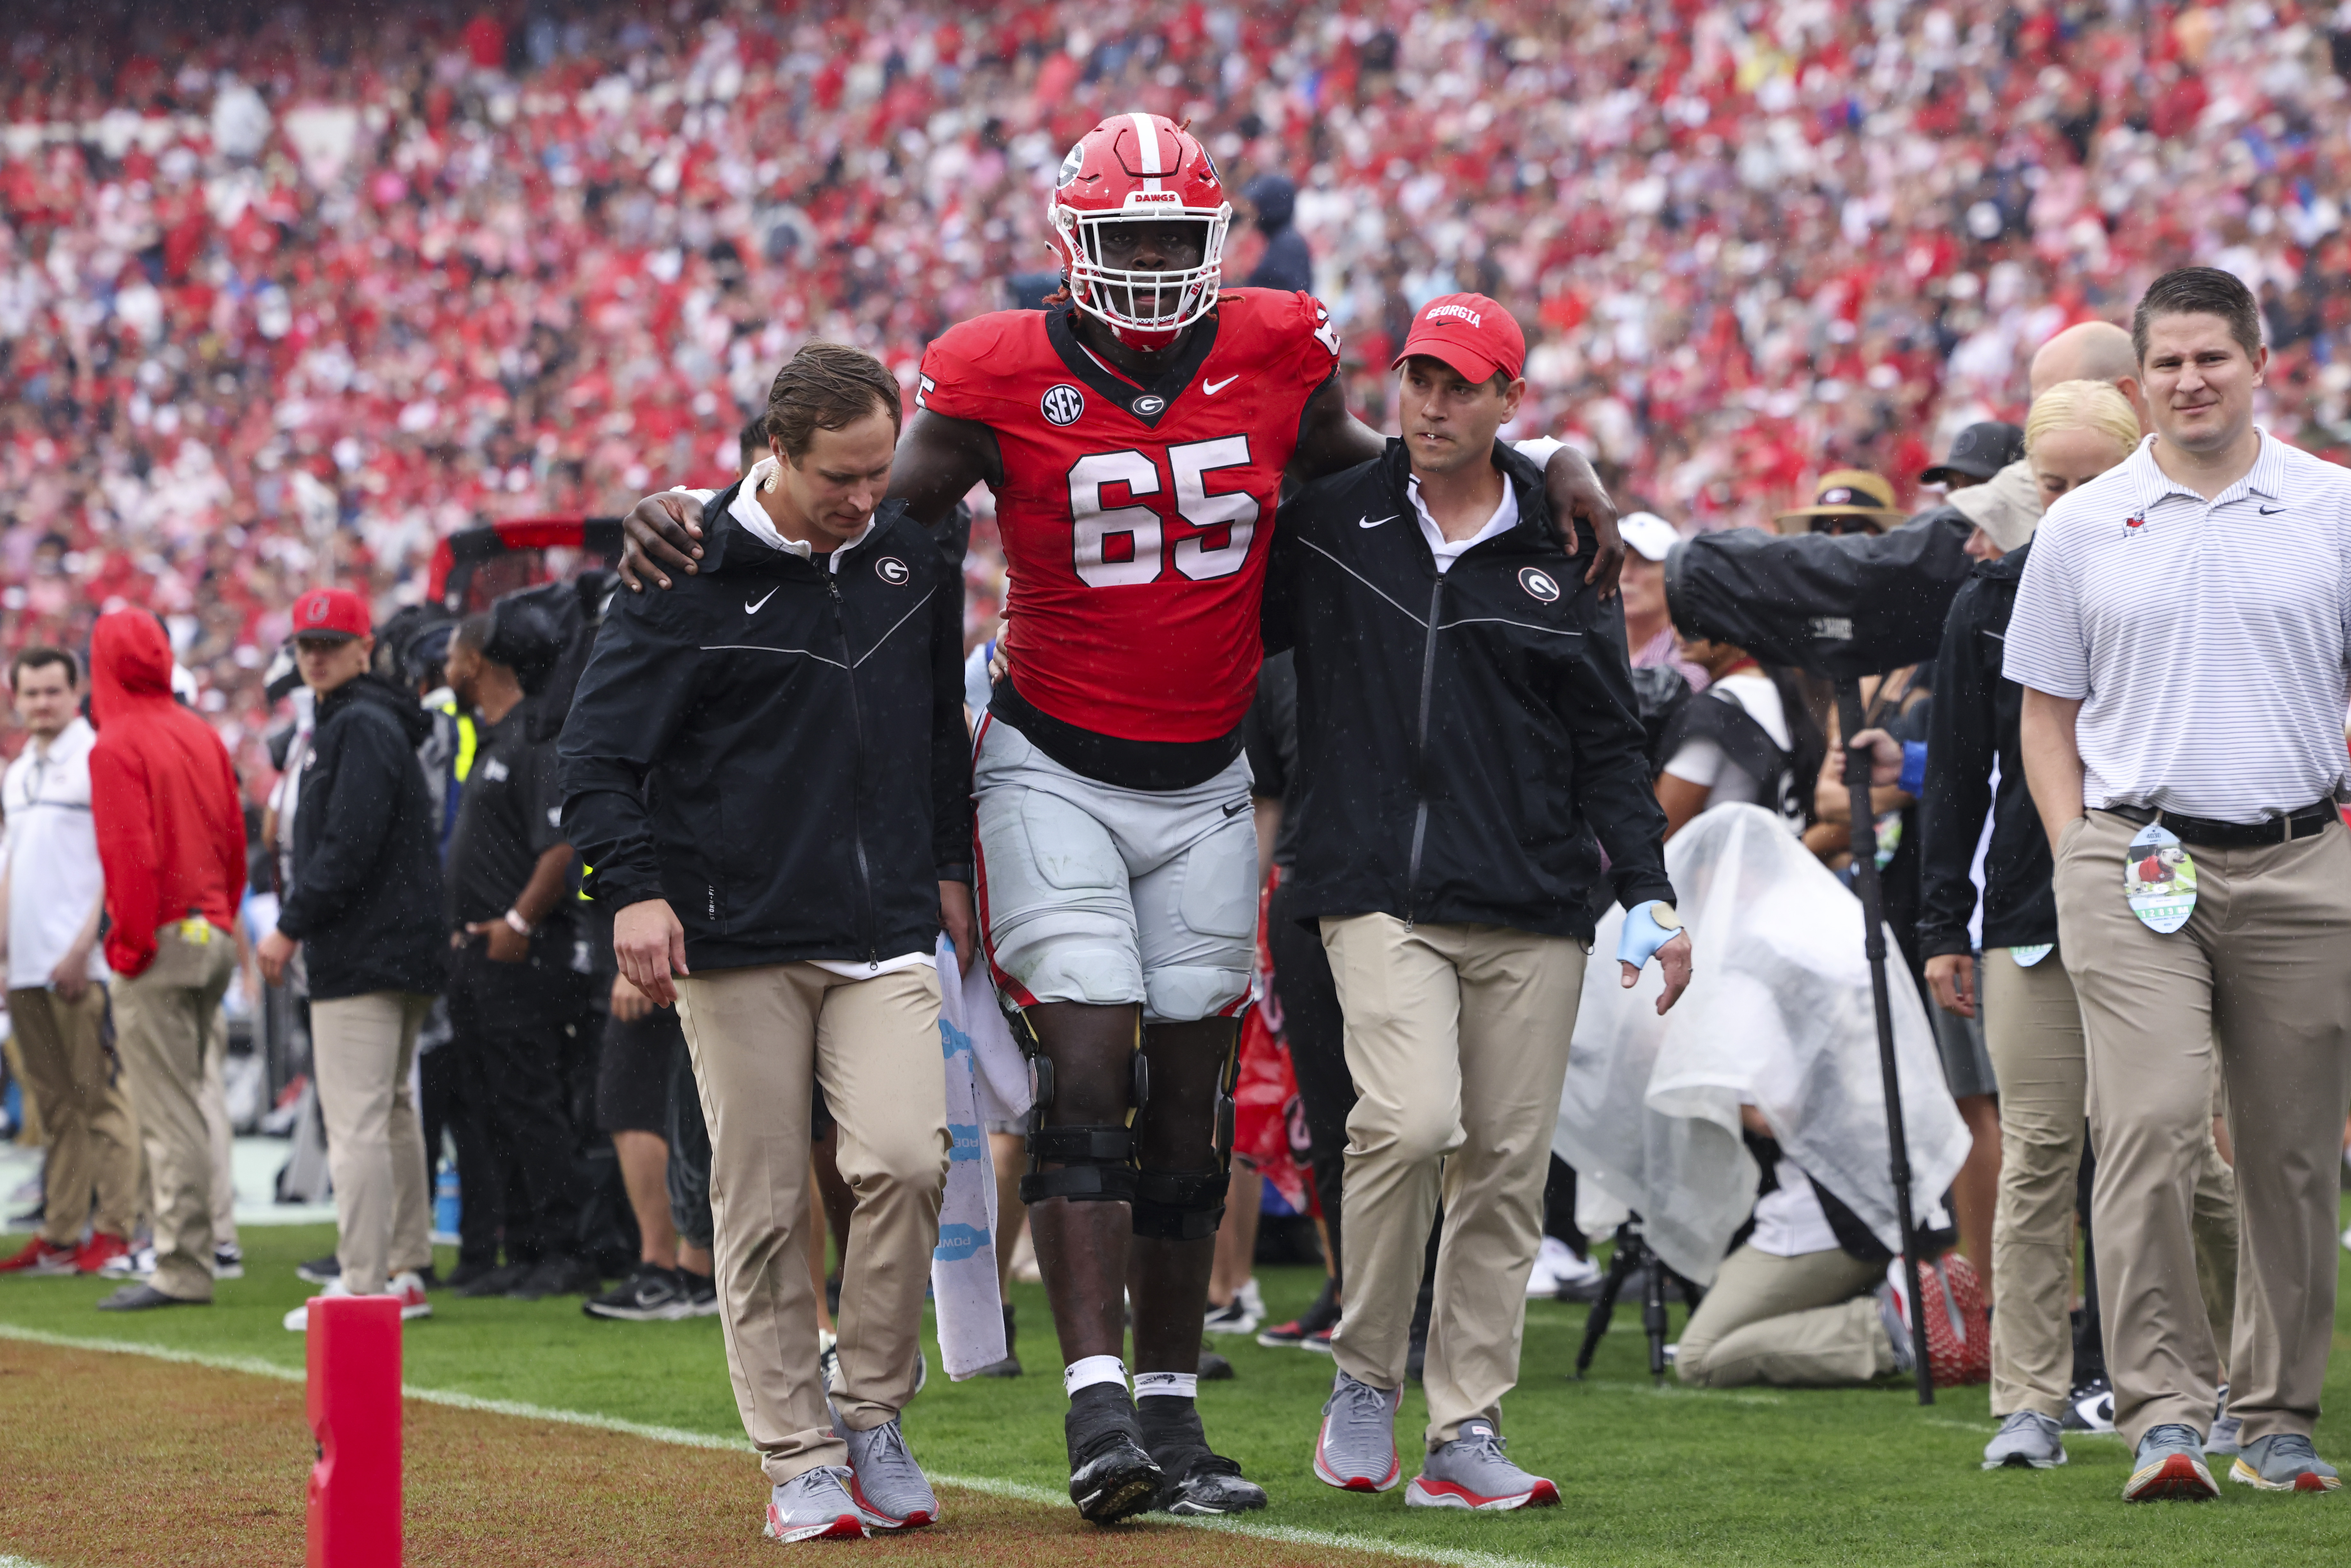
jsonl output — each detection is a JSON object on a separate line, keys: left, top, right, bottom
{"left": 1571, "top": 1220, "right": 1705, "bottom": 1385}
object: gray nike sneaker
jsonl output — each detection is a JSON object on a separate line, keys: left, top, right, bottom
{"left": 1407, "top": 1418, "right": 1559, "bottom": 1510}
{"left": 763, "top": 1466, "right": 866, "bottom": 1542}
{"left": 1982, "top": 1410, "right": 2066, "bottom": 1470}
{"left": 831, "top": 1406, "right": 939, "bottom": 1529}
{"left": 1313, "top": 1372, "right": 1402, "bottom": 1492}
{"left": 2229, "top": 1433, "right": 2341, "bottom": 1494}
{"left": 2123, "top": 1423, "right": 2218, "bottom": 1503}
{"left": 2206, "top": 1384, "right": 2241, "bottom": 1459}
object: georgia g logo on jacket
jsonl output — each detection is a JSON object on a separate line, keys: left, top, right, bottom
{"left": 1518, "top": 566, "right": 1561, "bottom": 603}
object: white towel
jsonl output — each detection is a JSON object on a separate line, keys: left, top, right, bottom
{"left": 930, "top": 936, "right": 1008, "bottom": 1377}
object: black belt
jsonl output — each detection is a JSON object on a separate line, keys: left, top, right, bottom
{"left": 2100, "top": 800, "right": 2340, "bottom": 849}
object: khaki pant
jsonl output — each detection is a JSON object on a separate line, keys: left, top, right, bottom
{"left": 2053, "top": 810, "right": 2351, "bottom": 1447}
{"left": 311, "top": 992, "right": 435, "bottom": 1295}
{"left": 1979, "top": 945, "right": 2238, "bottom": 1419}
{"left": 111, "top": 924, "right": 236, "bottom": 1301}
{"left": 1321, "top": 914, "right": 1587, "bottom": 1448}
{"left": 6, "top": 985, "right": 140, "bottom": 1245}
{"left": 1674, "top": 1245, "right": 1891, "bottom": 1387}
{"left": 675, "top": 962, "right": 947, "bottom": 1484}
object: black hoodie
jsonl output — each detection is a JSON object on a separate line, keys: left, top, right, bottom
{"left": 1917, "top": 540, "right": 2056, "bottom": 958}
{"left": 277, "top": 673, "right": 450, "bottom": 1000}
{"left": 1263, "top": 439, "right": 1673, "bottom": 940}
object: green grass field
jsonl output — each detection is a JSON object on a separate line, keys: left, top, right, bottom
{"left": 6, "top": 1216, "right": 2348, "bottom": 1566}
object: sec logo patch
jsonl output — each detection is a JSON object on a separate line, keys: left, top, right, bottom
{"left": 1041, "top": 385, "right": 1085, "bottom": 426}
{"left": 1518, "top": 567, "right": 1561, "bottom": 603}
{"left": 875, "top": 556, "right": 910, "bottom": 586}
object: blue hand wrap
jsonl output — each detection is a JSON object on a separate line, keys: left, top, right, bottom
{"left": 1617, "top": 901, "right": 1680, "bottom": 969}
{"left": 1898, "top": 740, "right": 1928, "bottom": 799}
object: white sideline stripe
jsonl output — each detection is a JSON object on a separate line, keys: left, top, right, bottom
{"left": 0, "top": 1323, "right": 1552, "bottom": 1568}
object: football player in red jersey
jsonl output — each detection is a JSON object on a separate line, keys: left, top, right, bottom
{"left": 619, "top": 112, "right": 1622, "bottom": 1524}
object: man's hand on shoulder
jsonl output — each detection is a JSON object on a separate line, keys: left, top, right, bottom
{"left": 619, "top": 492, "right": 708, "bottom": 592}
{"left": 1540, "top": 445, "right": 1622, "bottom": 599}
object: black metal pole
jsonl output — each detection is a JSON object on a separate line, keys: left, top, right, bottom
{"left": 1835, "top": 679, "right": 1935, "bottom": 1406}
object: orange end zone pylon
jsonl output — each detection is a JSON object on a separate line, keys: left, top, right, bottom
{"left": 306, "top": 1294, "right": 403, "bottom": 1568}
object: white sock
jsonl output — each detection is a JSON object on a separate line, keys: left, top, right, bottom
{"left": 1134, "top": 1371, "right": 1197, "bottom": 1401}
{"left": 1064, "top": 1355, "right": 1128, "bottom": 1398}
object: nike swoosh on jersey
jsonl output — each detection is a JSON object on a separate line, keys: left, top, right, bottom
{"left": 1222, "top": 799, "right": 1252, "bottom": 817}
{"left": 2259, "top": 504, "right": 2287, "bottom": 514}
{"left": 745, "top": 587, "right": 779, "bottom": 613}
{"left": 1204, "top": 375, "right": 1238, "bottom": 395}
{"left": 1359, "top": 514, "right": 1398, "bottom": 528}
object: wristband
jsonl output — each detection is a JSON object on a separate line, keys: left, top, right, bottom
{"left": 1899, "top": 740, "right": 1928, "bottom": 799}
{"left": 503, "top": 908, "right": 533, "bottom": 937}
{"left": 1616, "top": 901, "right": 1682, "bottom": 970}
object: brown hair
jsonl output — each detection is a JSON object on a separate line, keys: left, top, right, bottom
{"left": 764, "top": 341, "right": 902, "bottom": 462}
{"left": 2132, "top": 266, "right": 2263, "bottom": 364}
{"left": 9, "top": 645, "right": 78, "bottom": 690}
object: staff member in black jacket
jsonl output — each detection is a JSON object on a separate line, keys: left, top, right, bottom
{"left": 1269, "top": 297, "right": 1692, "bottom": 1511}
{"left": 258, "top": 588, "right": 448, "bottom": 1328}
{"left": 560, "top": 343, "right": 972, "bottom": 1543}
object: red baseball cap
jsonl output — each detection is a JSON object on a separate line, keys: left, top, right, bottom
{"left": 1391, "top": 293, "right": 1526, "bottom": 384}
{"left": 290, "top": 587, "right": 371, "bottom": 643}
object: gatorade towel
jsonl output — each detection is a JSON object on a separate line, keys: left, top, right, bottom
{"left": 931, "top": 934, "right": 1009, "bottom": 1379}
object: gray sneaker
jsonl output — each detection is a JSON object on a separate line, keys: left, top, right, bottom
{"left": 2229, "top": 1433, "right": 2341, "bottom": 1494}
{"left": 832, "top": 1407, "right": 939, "bottom": 1529}
{"left": 1313, "top": 1372, "right": 1402, "bottom": 1492}
{"left": 763, "top": 1466, "right": 866, "bottom": 1542}
{"left": 2123, "top": 1423, "right": 2218, "bottom": 1503}
{"left": 1982, "top": 1411, "right": 2066, "bottom": 1470}
{"left": 1407, "top": 1418, "right": 1559, "bottom": 1510}
{"left": 2206, "top": 1384, "right": 2241, "bottom": 1459}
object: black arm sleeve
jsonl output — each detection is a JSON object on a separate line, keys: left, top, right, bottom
{"left": 275, "top": 713, "right": 406, "bottom": 940}
{"left": 930, "top": 569, "right": 975, "bottom": 884}
{"left": 1916, "top": 588, "right": 1994, "bottom": 960}
{"left": 558, "top": 588, "right": 699, "bottom": 913}
{"left": 1561, "top": 590, "right": 1677, "bottom": 911}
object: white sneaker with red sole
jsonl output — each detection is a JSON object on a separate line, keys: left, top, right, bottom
{"left": 1406, "top": 1419, "right": 1559, "bottom": 1510}
{"left": 765, "top": 1467, "right": 866, "bottom": 1542}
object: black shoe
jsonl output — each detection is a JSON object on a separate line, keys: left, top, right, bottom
{"left": 1198, "top": 1350, "right": 1234, "bottom": 1381}
{"left": 1255, "top": 1277, "right": 1341, "bottom": 1349}
{"left": 453, "top": 1261, "right": 532, "bottom": 1298}
{"left": 509, "top": 1254, "right": 602, "bottom": 1301}
{"left": 676, "top": 1267, "right": 719, "bottom": 1317}
{"left": 1065, "top": 1383, "right": 1163, "bottom": 1525}
{"left": 443, "top": 1258, "right": 507, "bottom": 1293}
{"left": 296, "top": 1254, "right": 341, "bottom": 1285}
{"left": 824, "top": 1271, "right": 842, "bottom": 1319}
{"left": 96, "top": 1282, "right": 206, "bottom": 1312}
{"left": 1137, "top": 1397, "right": 1266, "bottom": 1516}
{"left": 583, "top": 1263, "right": 690, "bottom": 1321}
{"left": 974, "top": 1302, "right": 1023, "bottom": 1378}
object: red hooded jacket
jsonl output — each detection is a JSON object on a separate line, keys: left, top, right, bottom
{"left": 86, "top": 610, "right": 247, "bottom": 978}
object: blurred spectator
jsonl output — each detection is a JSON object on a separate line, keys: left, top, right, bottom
{"left": 259, "top": 586, "right": 445, "bottom": 1327}
{"left": 0, "top": 646, "right": 138, "bottom": 1278}
{"left": 85, "top": 608, "right": 246, "bottom": 1311}
{"left": 1241, "top": 174, "right": 1313, "bottom": 294}
{"left": 1919, "top": 420, "right": 2024, "bottom": 493}
{"left": 1617, "top": 510, "right": 1708, "bottom": 690}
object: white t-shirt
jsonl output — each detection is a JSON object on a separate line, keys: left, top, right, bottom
{"left": 1407, "top": 473, "right": 1520, "bottom": 574}
{"left": 1660, "top": 671, "right": 1791, "bottom": 789}
{"left": 676, "top": 464, "right": 930, "bottom": 982}
{"left": 1, "top": 717, "right": 109, "bottom": 989}
{"left": 2003, "top": 430, "right": 2351, "bottom": 822}
{"left": 1748, "top": 1152, "right": 1841, "bottom": 1258}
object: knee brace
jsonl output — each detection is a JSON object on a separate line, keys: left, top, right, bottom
{"left": 1013, "top": 1011, "right": 1149, "bottom": 1206}
{"left": 1131, "top": 1021, "right": 1244, "bottom": 1241}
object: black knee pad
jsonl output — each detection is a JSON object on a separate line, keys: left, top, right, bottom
{"left": 1132, "top": 1166, "right": 1227, "bottom": 1240}
{"left": 1020, "top": 1124, "right": 1138, "bottom": 1204}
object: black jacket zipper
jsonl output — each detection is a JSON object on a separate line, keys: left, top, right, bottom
{"left": 1402, "top": 574, "right": 1445, "bottom": 929}
{"left": 827, "top": 576, "right": 880, "bottom": 965}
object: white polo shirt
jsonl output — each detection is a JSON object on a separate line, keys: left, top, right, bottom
{"left": 1, "top": 716, "right": 109, "bottom": 990}
{"left": 2003, "top": 430, "right": 2351, "bottom": 822}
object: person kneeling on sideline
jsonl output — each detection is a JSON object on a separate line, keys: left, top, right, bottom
{"left": 560, "top": 342, "right": 974, "bottom": 1542}
{"left": 1266, "top": 295, "right": 1692, "bottom": 1510}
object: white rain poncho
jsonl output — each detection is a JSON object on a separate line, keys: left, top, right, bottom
{"left": 1553, "top": 803, "right": 1968, "bottom": 1285}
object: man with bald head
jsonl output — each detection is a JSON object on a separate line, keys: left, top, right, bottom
{"left": 2029, "top": 322, "right": 2149, "bottom": 428}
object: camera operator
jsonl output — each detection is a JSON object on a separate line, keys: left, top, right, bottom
{"left": 1268, "top": 295, "right": 1691, "bottom": 1510}
{"left": 2008, "top": 267, "right": 2351, "bottom": 1499}
{"left": 441, "top": 605, "right": 594, "bottom": 1301}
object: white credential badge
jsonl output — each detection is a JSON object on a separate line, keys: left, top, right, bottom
{"left": 2123, "top": 822, "right": 2197, "bottom": 934}
{"left": 2009, "top": 943, "right": 2054, "bottom": 968}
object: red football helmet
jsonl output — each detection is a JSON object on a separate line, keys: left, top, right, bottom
{"left": 1046, "top": 112, "right": 1232, "bottom": 349}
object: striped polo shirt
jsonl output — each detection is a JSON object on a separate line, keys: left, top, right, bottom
{"left": 2003, "top": 429, "right": 2351, "bottom": 823}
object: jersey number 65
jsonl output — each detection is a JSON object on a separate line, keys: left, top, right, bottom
{"left": 1068, "top": 436, "right": 1260, "bottom": 588}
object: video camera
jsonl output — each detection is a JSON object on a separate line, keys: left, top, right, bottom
{"left": 1662, "top": 508, "right": 1976, "bottom": 679}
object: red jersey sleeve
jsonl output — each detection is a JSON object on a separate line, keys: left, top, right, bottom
{"left": 915, "top": 315, "right": 1025, "bottom": 425}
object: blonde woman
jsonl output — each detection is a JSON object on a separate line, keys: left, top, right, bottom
{"left": 1911, "top": 379, "right": 2236, "bottom": 1472}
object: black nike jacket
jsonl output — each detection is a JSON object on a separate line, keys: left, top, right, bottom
{"left": 1917, "top": 539, "right": 2056, "bottom": 959}
{"left": 1263, "top": 439, "right": 1674, "bottom": 940}
{"left": 558, "top": 489, "right": 972, "bottom": 972}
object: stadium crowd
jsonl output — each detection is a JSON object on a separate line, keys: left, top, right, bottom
{"left": 6, "top": 1, "right": 2351, "bottom": 788}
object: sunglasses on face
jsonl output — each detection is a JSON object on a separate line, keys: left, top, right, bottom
{"left": 1807, "top": 516, "right": 1886, "bottom": 537}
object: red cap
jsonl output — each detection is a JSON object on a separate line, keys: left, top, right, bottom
{"left": 290, "top": 587, "right": 371, "bottom": 642}
{"left": 1391, "top": 293, "right": 1526, "bottom": 384}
